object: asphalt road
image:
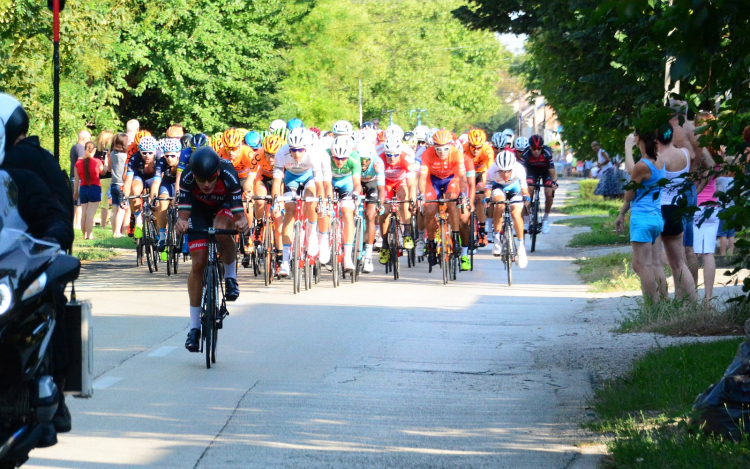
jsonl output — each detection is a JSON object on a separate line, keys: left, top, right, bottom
{"left": 27, "top": 181, "right": 601, "bottom": 469}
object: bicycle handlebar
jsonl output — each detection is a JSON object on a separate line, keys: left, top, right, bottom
{"left": 185, "top": 228, "right": 238, "bottom": 236}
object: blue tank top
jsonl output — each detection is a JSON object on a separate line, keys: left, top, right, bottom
{"left": 632, "top": 159, "right": 664, "bottom": 215}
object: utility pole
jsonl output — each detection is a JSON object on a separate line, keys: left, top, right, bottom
{"left": 359, "top": 77, "right": 362, "bottom": 128}
{"left": 409, "top": 108, "right": 428, "bottom": 126}
{"left": 383, "top": 110, "right": 396, "bottom": 126}
{"left": 48, "top": 0, "right": 65, "bottom": 162}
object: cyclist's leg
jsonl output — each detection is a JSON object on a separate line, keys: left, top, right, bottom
{"left": 185, "top": 206, "right": 211, "bottom": 349}
{"left": 214, "top": 209, "right": 239, "bottom": 294}
{"left": 423, "top": 178, "right": 440, "bottom": 255}
{"left": 340, "top": 193, "right": 355, "bottom": 269}
{"left": 396, "top": 184, "right": 413, "bottom": 246}
{"left": 490, "top": 186, "right": 507, "bottom": 255}
{"left": 303, "top": 179, "right": 319, "bottom": 256}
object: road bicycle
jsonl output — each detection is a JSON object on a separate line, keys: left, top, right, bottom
{"left": 249, "top": 195, "right": 278, "bottom": 286}
{"left": 125, "top": 193, "right": 159, "bottom": 273}
{"left": 278, "top": 194, "right": 319, "bottom": 294}
{"left": 186, "top": 226, "right": 237, "bottom": 369}
{"left": 527, "top": 180, "right": 545, "bottom": 253}
{"left": 382, "top": 199, "right": 413, "bottom": 280}
{"left": 163, "top": 197, "right": 183, "bottom": 276}
{"left": 490, "top": 200, "right": 518, "bottom": 286}
{"left": 423, "top": 198, "right": 464, "bottom": 285}
{"left": 350, "top": 197, "right": 370, "bottom": 283}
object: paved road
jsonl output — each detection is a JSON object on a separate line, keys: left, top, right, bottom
{"left": 28, "top": 181, "right": 601, "bottom": 469}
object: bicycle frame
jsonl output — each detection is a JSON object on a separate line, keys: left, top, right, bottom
{"left": 423, "top": 198, "right": 463, "bottom": 284}
{"left": 276, "top": 194, "right": 319, "bottom": 294}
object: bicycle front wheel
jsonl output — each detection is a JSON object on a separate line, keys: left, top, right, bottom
{"left": 352, "top": 216, "right": 362, "bottom": 283}
{"left": 332, "top": 218, "right": 340, "bottom": 287}
{"left": 530, "top": 192, "right": 540, "bottom": 253}
{"left": 441, "top": 221, "right": 449, "bottom": 285}
{"left": 202, "top": 266, "right": 217, "bottom": 369}
{"left": 505, "top": 222, "right": 514, "bottom": 286}
{"left": 390, "top": 217, "right": 399, "bottom": 280}
{"left": 292, "top": 222, "right": 301, "bottom": 294}
{"left": 264, "top": 221, "right": 274, "bottom": 286}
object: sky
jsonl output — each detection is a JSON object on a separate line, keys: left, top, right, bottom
{"left": 497, "top": 33, "right": 526, "bottom": 54}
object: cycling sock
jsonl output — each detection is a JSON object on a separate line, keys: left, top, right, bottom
{"left": 518, "top": 238, "right": 525, "bottom": 247}
{"left": 365, "top": 244, "right": 373, "bottom": 258}
{"left": 402, "top": 223, "right": 411, "bottom": 238}
{"left": 522, "top": 215, "right": 529, "bottom": 226}
{"left": 159, "top": 228, "right": 166, "bottom": 241}
{"left": 282, "top": 244, "right": 290, "bottom": 262}
{"left": 494, "top": 232, "right": 502, "bottom": 244}
{"left": 307, "top": 221, "right": 317, "bottom": 239}
{"left": 319, "top": 230, "right": 329, "bottom": 246}
{"left": 223, "top": 260, "right": 236, "bottom": 279}
{"left": 135, "top": 211, "right": 143, "bottom": 226}
{"left": 189, "top": 306, "right": 201, "bottom": 330}
{"left": 461, "top": 246, "right": 468, "bottom": 257}
{"left": 543, "top": 212, "right": 550, "bottom": 221}
{"left": 344, "top": 243, "right": 353, "bottom": 259}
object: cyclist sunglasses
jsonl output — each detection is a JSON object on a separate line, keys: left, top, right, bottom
{"left": 530, "top": 146, "right": 543, "bottom": 151}
{"left": 224, "top": 145, "right": 240, "bottom": 152}
{"left": 165, "top": 153, "right": 179, "bottom": 158}
{"left": 434, "top": 145, "right": 451, "bottom": 153}
{"left": 385, "top": 153, "right": 400, "bottom": 158}
{"left": 290, "top": 147, "right": 305, "bottom": 153}
{"left": 195, "top": 174, "right": 218, "bottom": 183}
{"left": 141, "top": 151, "right": 155, "bottom": 156}
{"left": 333, "top": 155, "right": 349, "bottom": 161}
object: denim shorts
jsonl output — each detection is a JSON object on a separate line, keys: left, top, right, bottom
{"left": 630, "top": 211, "right": 664, "bottom": 244}
{"left": 110, "top": 184, "right": 123, "bottom": 206}
{"left": 682, "top": 185, "right": 697, "bottom": 247}
{"left": 79, "top": 185, "right": 102, "bottom": 204}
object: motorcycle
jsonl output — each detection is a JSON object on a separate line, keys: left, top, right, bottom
{"left": 0, "top": 229, "right": 80, "bottom": 468}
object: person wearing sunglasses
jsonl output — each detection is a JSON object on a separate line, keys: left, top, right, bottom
{"left": 520, "top": 134, "right": 557, "bottom": 234}
{"left": 356, "top": 142, "right": 385, "bottom": 273}
{"left": 418, "top": 129, "right": 470, "bottom": 268}
{"left": 485, "top": 149, "right": 531, "bottom": 268}
{"left": 272, "top": 128, "right": 329, "bottom": 278}
{"left": 175, "top": 147, "right": 249, "bottom": 352}
{"left": 464, "top": 129, "right": 493, "bottom": 247}
{"left": 175, "top": 133, "right": 209, "bottom": 199}
{"left": 377, "top": 138, "right": 418, "bottom": 266}
{"left": 122, "top": 136, "right": 161, "bottom": 239}
{"left": 150, "top": 137, "right": 182, "bottom": 253}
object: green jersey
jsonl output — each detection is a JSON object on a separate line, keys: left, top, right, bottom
{"left": 328, "top": 149, "right": 361, "bottom": 180}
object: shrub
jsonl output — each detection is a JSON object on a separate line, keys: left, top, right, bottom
{"left": 579, "top": 179, "right": 603, "bottom": 201}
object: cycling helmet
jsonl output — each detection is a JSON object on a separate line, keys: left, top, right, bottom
{"left": 134, "top": 130, "right": 152, "bottom": 146}
{"left": 357, "top": 142, "right": 377, "bottom": 162}
{"left": 490, "top": 132, "right": 506, "bottom": 149}
{"left": 458, "top": 133, "right": 469, "bottom": 145}
{"left": 190, "top": 147, "right": 222, "bottom": 179}
{"left": 308, "top": 127, "right": 321, "bottom": 137}
{"left": 263, "top": 134, "right": 284, "bottom": 155}
{"left": 180, "top": 133, "right": 192, "bottom": 150}
{"left": 160, "top": 137, "right": 182, "bottom": 153}
{"left": 359, "top": 127, "right": 376, "bottom": 144}
{"left": 287, "top": 127, "right": 308, "bottom": 149}
{"left": 496, "top": 149, "right": 516, "bottom": 171}
{"left": 413, "top": 125, "right": 430, "bottom": 142}
{"left": 166, "top": 124, "right": 184, "bottom": 138}
{"left": 269, "top": 119, "right": 286, "bottom": 132}
{"left": 376, "top": 130, "right": 386, "bottom": 144}
{"left": 383, "top": 138, "right": 402, "bottom": 155}
{"left": 529, "top": 134, "right": 544, "bottom": 148}
{"left": 244, "top": 131, "right": 262, "bottom": 149}
{"left": 332, "top": 120, "right": 353, "bottom": 136}
{"left": 402, "top": 131, "right": 417, "bottom": 146}
{"left": 331, "top": 136, "right": 352, "bottom": 159}
{"left": 191, "top": 133, "right": 209, "bottom": 149}
{"left": 222, "top": 128, "right": 242, "bottom": 149}
{"left": 502, "top": 128, "right": 514, "bottom": 140}
{"left": 361, "top": 121, "right": 376, "bottom": 130}
{"left": 209, "top": 137, "right": 223, "bottom": 153}
{"left": 0, "top": 93, "right": 29, "bottom": 162}
{"left": 425, "top": 131, "right": 435, "bottom": 146}
{"left": 306, "top": 129, "right": 319, "bottom": 147}
{"left": 432, "top": 129, "right": 453, "bottom": 146}
{"left": 384, "top": 124, "right": 404, "bottom": 142}
{"left": 212, "top": 131, "right": 224, "bottom": 143}
{"left": 515, "top": 136, "right": 529, "bottom": 151}
{"left": 287, "top": 118, "right": 304, "bottom": 130}
{"left": 467, "top": 129, "right": 487, "bottom": 146}
{"left": 138, "top": 136, "right": 158, "bottom": 153}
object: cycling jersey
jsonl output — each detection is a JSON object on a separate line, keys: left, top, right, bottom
{"left": 487, "top": 161, "right": 528, "bottom": 195}
{"left": 419, "top": 146, "right": 466, "bottom": 180}
{"left": 154, "top": 158, "right": 178, "bottom": 185}
{"left": 218, "top": 146, "right": 254, "bottom": 180}
{"left": 379, "top": 151, "right": 417, "bottom": 183}
{"left": 178, "top": 160, "right": 243, "bottom": 214}
{"left": 249, "top": 148, "right": 275, "bottom": 179}
{"left": 521, "top": 145, "right": 554, "bottom": 170}
{"left": 126, "top": 152, "right": 160, "bottom": 181}
{"left": 414, "top": 145, "right": 427, "bottom": 166}
{"left": 273, "top": 144, "right": 331, "bottom": 182}
{"left": 329, "top": 150, "right": 362, "bottom": 180}
{"left": 463, "top": 153, "right": 476, "bottom": 179}
{"left": 177, "top": 147, "right": 193, "bottom": 172}
{"left": 463, "top": 142, "right": 492, "bottom": 173}
{"left": 360, "top": 157, "right": 385, "bottom": 186}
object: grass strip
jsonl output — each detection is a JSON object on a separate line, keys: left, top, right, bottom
{"left": 559, "top": 199, "right": 621, "bottom": 216}
{"left": 557, "top": 216, "right": 629, "bottom": 247}
{"left": 618, "top": 297, "right": 750, "bottom": 336}
{"left": 573, "top": 252, "right": 641, "bottom": 292}
{"left": 72, "top": 226, "right": 134, "bottom": 263}
{"left": 589, "top": 339, "right": 750, "bottom": 469}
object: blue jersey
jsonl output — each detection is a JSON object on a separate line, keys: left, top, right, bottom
{"left": 154, "top": 158, "right": 178, "bottom": 185}
{"left": 127, "top": 152, "right": 160, "bottom": 179}
{"left": 178, "top": 147, "right": 193, "bottom": 172}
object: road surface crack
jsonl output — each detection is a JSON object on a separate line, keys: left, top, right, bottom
{"left": 193, "top": 380, "right": 260, "bottom": 469}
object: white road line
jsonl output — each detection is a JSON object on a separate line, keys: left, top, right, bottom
{"left": 92, "top": 377, "right": 123, "bottom": 390}
{"left": 148, "top": 346, "right": 177, "bottom": 357}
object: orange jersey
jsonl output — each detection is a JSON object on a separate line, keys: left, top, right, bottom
{"left": 463, "top": 153, "right": 476, "bottom": 175}
{"left": 419, "top": 146, "right": 466, "bottom": 180}
{"left": 219, "top": 145, "right": 254, "bottom": 179}
{"left": 463, "top": 142, "right": 492, "bottom": 173}
{"left": 248, "top": 148, "right": 275, "bottom": 178}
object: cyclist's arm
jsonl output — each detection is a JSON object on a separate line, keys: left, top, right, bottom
{"left": 175, "top": 169, "right": 183, "bottom": 196}
{"left": 353, "top": 175, "right": 362, "bottom": 196}
{"left": 123, "top": 173, "right": 134, "bottom": 199}
{"left": 549, "top": 167, "right": 558, "bottom": 185}
{"left": 418, "top": 167, "right": 428, "bottom": 195}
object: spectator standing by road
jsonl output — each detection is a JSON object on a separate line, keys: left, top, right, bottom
{"left": 126, "top": 119, "right": 139, "bottom": 145}
{"left": 565, "top": 150, "right": 573, "bottom": 176}
{"left": 70, "top": 130, "right": 90, "bottom": 229}
{"left": 583, "top": 159, "right": 593, "bottom": 178}
{"left": 74, "top": 141, "right": 108, "bottom": 240}
{"left": 593, "top": 140, "right": 621, "bottom": 198}
{"left": 109, "top": 133, "right": 129, "bottom": 237}
{"left": 95, "top": 130, "right": 113, "bottom": 227}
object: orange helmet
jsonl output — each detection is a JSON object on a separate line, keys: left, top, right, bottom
{"left": 222, "top": 128, "right": 242, "bottom": 149}
{"left": 432, "top": 129, "right": 453, "bottom": 146}
{"left": 166, "top": 124, "right": 184, "bottom": 138}
{"left": 263, "top": 135, "right": 284, "bottom": 155}
{"left": 210, "top": 137, "right": 223, "bottom": 153}
{"left": 134, "top": 130, "right": 152, "bottom": 146}
{"left": 467, "top": 129, "right": 487, "bottom": 146}
{"left": 376, "top": 130, "right": 386, "bottom": 144}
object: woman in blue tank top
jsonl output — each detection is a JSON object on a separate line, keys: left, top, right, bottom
{"left": 616, "top": 129, "right": 666, "bottom": 304}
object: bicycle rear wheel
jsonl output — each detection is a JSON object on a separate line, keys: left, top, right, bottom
{"left": 390, "top": 219, "right": 399, "bottom": 280}
{"left": 150, "top": 219, "right": 160, "bottom": 272}
{"left": 145, "top": 232, "right": 155, "bottom": 273}
{"left": 469, "top": 211, "right": 476, "bottom": 271}
{"left": 441, "top": 221, "right": 449, "bottom": 285}
{"left": 450, "top": 232, "right": 459, "bottom": 281}
{"left": 264, "top": 221, "right": 273, "bottom": 286}
{"left": 332, "top": 218, "right": 340, "bottom": 287}
{"left": 202, "top": 266, "right": 216, "bottom": 369}
{"left": 505, "top": 220, "right": 514, "bottom": 286}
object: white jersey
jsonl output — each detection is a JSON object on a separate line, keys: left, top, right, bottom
{"left": 487, "top": 161, "right": 528, "bottom": 190}
{"left": 274, "top": 144, "right": 332, "bottom": 182}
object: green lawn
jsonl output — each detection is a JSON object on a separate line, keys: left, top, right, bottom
{"left": 589, "top": 339, "right": 750, "bottom": 469}
{"left": 73, "top": 226, "right": 134, "bottom": 262}
{"left": 557, "top": 216, "right": 629, "bottom": 247}
{"left": 573, "top": 252, "right": 641, "bottom": 292}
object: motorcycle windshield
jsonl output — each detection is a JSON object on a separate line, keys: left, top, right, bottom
{"left": 0, "top": 229, "right": 60, "bottom": 290}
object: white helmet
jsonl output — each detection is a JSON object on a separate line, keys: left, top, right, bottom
{"left": 515, "top": 137, "right": 529, "bottom": 151}
{"left": 0, "top": 93, "right": 29, "bottom": 166}
{"left": 384, "top": 124, "right": 404, "bottom": 142}
{"left": 383, "top": 138, "right": 402, "bottom": 155}
{"left": 269, "top": 119, "right": 287, "bottom": 133}
{"left": 356, "top": 142, "right": 377, "bottom": 162}
{"left": 458, "top": 133, "right": 469, "bottom": 145}
{"left": 287, "top": 128, "right": 309, "bottom": 149}
{"left": 425, "top": 130, "right": 435, "bottom": 146}
{"left": 332, "top": 120, "right": 353, "bottom": 136}
{"left": 331, "top": 136, "right": 352, "bottom": 159}
{"left": 491, "top": 132, "right": 506, "bottom": 149}
{"left": 496, "top": 149, "right": 516, "bottom": 171}
{"left": 502, "top": 128, "right": 515, "bottom": 141}
{"left": 359, "top": 127, "right": 376, "bottom": 145}
{"left": 306, "top": 129, "right": 319, "bottom": 147}
{"left": 413, "top": 125, "right": 430, "bottom": 142}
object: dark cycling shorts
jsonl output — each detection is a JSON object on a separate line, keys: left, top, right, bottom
{"left": 362, "top": 179, "right": 379, "bottom": 202}
{"left": 187, "top": 202, "right": 234, "bottom": 253}
{"left": 660, "top": 204, "right": 684, "bottom": 237}
{"left": 525, "top": 167, "right": 553, "bottom": 186}
{"left": 255, "top": 174, "right": 273, "bottom": 195}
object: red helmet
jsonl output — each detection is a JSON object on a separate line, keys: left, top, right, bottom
{"left": 529, "top": 135, "right": 544, "bottom": 148}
